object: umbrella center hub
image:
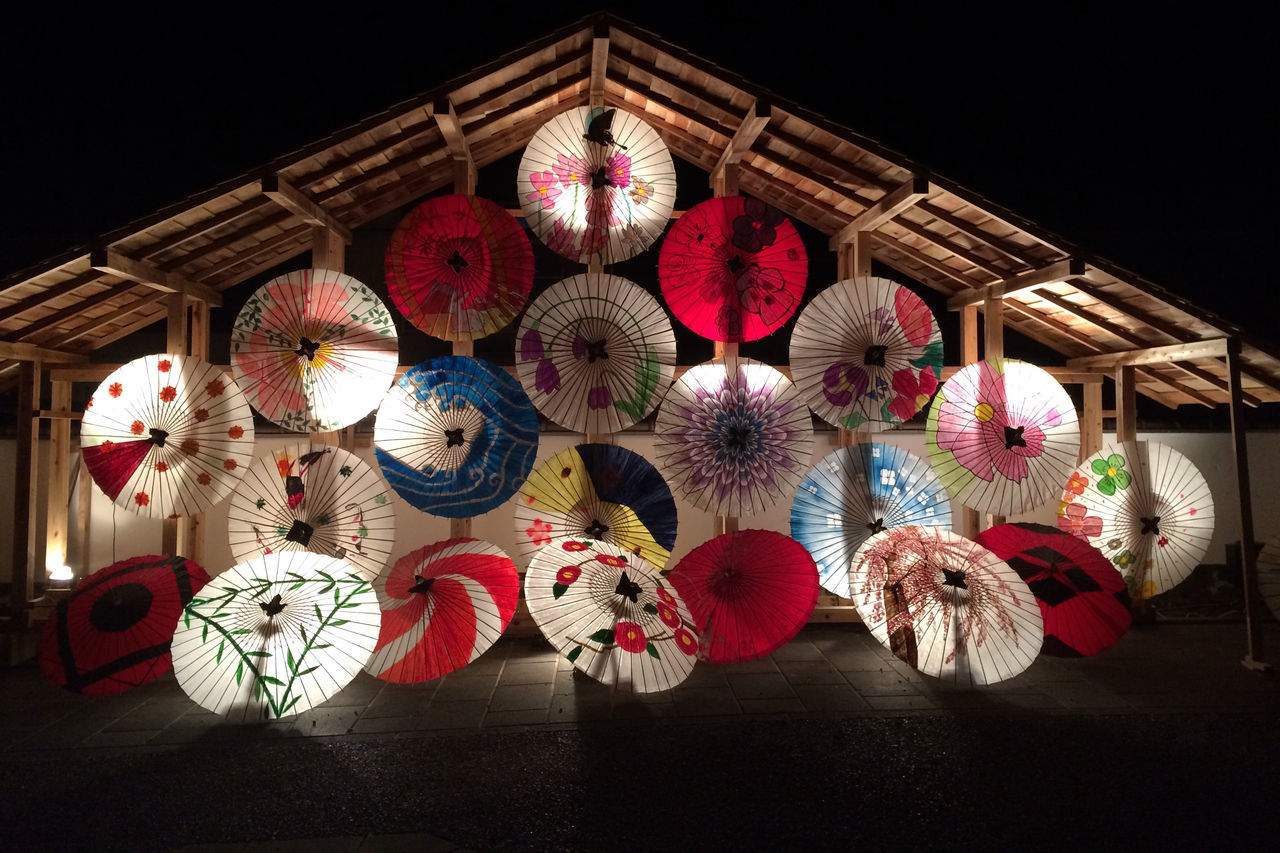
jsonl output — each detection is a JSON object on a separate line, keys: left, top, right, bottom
{"left": 444, "top": 428, "right": 466, "bottom": 448}
{"left": 585, "top": 339, "right": 608, "bottom": 363}
{"left": 867, "top": 517, "right": 887, "bottom": 535}
{"left": 285, "top": 520, "right": 315, "bottom": 547}
{"left": 148, "top": 428, "right": 169, "bottom": 448}
{"left": 942, "top": 568, "right": 969, "bottom": 590}
{"left": 295, "top": 336, "right": 321, "bottom": 361}
{"left": 614, "top": 571, "right": 642, "bottom": 603}
{"left": 590, "top": 166, "right": 613, "bottom": 189}
{"left": 409, "top": 575, "right": 436, "bottom": 595}
{"left": 584, "top": 519, "right": 610, "bottom": 539}
{"left": 1140, "top": 516, "right": 1162, "bottom": 535}
{"left": 863, "top": 345, "right": 888, "bottom": 367}
{"left": 89, "top": 582, "right": 153, "bottom": 632}
{"left": 726, "top": 254, "right": 747, "bottom": 275}
{"left": 723, "top": 422, "right": 756, "bottom": 456}
{"left": 1003, "top": 425, "right": 1027, "bottom": 451}
{"left": 446, "top": 250, "right": 469, "bottom": 273}
{"left": 259, "top": 593, "right": 286, "bottom": 618}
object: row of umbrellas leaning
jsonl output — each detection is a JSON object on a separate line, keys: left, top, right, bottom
{"left": 42, "top": 106, "right": 1248, "bottom": 720}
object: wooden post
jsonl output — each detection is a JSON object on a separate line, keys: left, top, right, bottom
{"left": 983, "top": 294, "right": 1005, "bottom": 529}
{"left": 958, "top": 306, "right": 980, "bottom": 538}
{"left": 45, "top": 380, "right": 72, "bottom": 580}
{"left": 178, "top": 300, "right": 210, "bottom": 565}
{"left": 162, "top": 293, "right": 189, "bottom": 557}
{"left": 1114, "top": 365, "right": 1137, "bottom": 442}
{"left": 311, "top": 227, "right": 345, "bottom": 448}
{"left": 1226, "top": 340, "right": 1267, "bottom": 670}
{"left": 76, "top": 452, "right": 92, "bottom": 577}
{"left": 713, "top": 340, "right": 739, "bottom": 536}
{"left": 833, "top": 232, "right": 873, "bottom": 448}
{"left": 10, "top": 361, "right": 41, "bottom": 627}
{"left": 1081, "top": 381, "right": 1103, "bottom": 461}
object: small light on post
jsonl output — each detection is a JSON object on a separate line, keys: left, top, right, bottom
{"left": 48, "top": 563, "right": 74, "bottom": 584}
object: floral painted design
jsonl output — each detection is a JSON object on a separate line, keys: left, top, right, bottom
{"left": 545, "top": 218, "right": 577, "bottom": 257}
{"left": 159, "top": 386, "right": 177, "bottom": 403}
{"left": 228, "top": 426, "right": 244, "bottom": 439}
{"left": 197, "top": 472, "right": 212, "bottom": 486}
{"left": 562, "top": 541, "right": 589, "bottom": 552}
{"left": 205, "top": 380, "right": 224, "bottom": 397}
{"left": 155, "top": 462, "right": 169, "bottom": 472}
{"left": 615, "top": 621, "right": 647, "bottom": 653}
{"left": 657, "top": 603, "right": 680, "bottom": 628}
{"left": 158, "top": 359, "right": 172, "bottom": 373}
{"left": 1105, "top": 537, "right": 1123, "bottom": 551}
{"left": 1066, "top": 471, "right": 1089, "bottom": 496}
{"left": 1057, "top": 502, "right": 1103, "bottom": 539}
{"left": 134, "top": 492, "right": 149, "bottom": 506}
{"left": 526, "top": 519, "right": 553, "bottom": 547}
{"left": 223, "top": 459, "right": 238, "bottom": 471}
{"left": 597, "top": 554, "right": 627, "bottom": 569}
{"left": 109, "top": 383, "right": 123, "bottom": 398}
{"left": 181, "top": 439, "right": 200, "bottom": 457}
{"left": 731, "top": 197, "right": 784, "bottom": 253}
{"left": 885, "top": 367, "right": 939, "bottom": 423}
{"left": 1091, "top": 453, "right": 1131, "bottom": 496}
{"left": 1114, "top": 550, "right": 1136, "bottom": 571}
{"left": 131, "top": 421, "right": 145, "bottom": 435}
{"left": 535, "top": 359, "right": 561, "bottom": 394}
{"left": 629, "top": 177, "right": 651, "bottom": 205}
{"left": 552, "top": 153, "right": 589, "bottom": 188}
{"left": 587, "top": 386, "right": 612, "bottom": 409}
{"left": 526, "top": 170, "right": 560, "bottom": 210}
{"left": 673, "top": 627, "right": 698, "bottom": 656}
{"left": 195, "top": 408, "right": 210, "bottom": 422}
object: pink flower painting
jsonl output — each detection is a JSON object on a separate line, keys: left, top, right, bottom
{"left": 935, "top": 362, "right": 1059, "bottom": 483}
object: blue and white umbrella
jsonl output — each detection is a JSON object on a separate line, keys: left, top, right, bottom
{"left": 791, "top": 442, "right": 952, "bottom": 597}
{"left": 374, "top": 356, "right": 539, "bottom": 518}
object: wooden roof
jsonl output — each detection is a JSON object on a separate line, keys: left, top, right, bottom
{"left": 1, "top": 12, "right": 1277, "bottom": 407}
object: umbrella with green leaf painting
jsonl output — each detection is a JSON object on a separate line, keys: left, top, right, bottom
{"left": 171, "top": 552, "right": 379, "bottom": 722}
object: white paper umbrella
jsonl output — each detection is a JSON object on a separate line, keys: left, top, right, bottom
{"left": 524, "top": 538, "right": 698, "bottom": 692}
{"left": 171, "top": 552, "right": 379, "bottom": 721}
{"left": 1256, "top": 535, "right": 1280, "bottom": 622}
{"left": 517, "top": 106, "right": 676, "bottom": 265}
{"left": 790, "top": 277, "right": 943, "bottom": 431}
{"left": 231, "top": 268, "right": 399, "bottom": 432}
{"left": 227, "top": 442, "right": 396, "bottom": 581}
{"left": 654, "top": 357, "right": 814, "bottom": 516}
{"left": 926, "top": 359, "right": 1080, "bottom": 515}
{"left": 515, "top": 273, "right": 676, "bottom": 434}
{"left": 791, "top": 443, "right": 953, "bottom": 597}
{"left": 850, "top": 527, "right": 1044, "bottom": 686}
{"left": 81, "top": 354, "right": 255, "bottom": 518}
{"left": 1063, "top": 441, "right": 1215, "bottom": 599}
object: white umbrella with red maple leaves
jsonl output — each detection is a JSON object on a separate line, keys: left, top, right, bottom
{"left": 81, "top": 354, "right": 255, "bottom": 518}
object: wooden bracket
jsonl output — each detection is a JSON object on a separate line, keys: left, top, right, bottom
{"left": 589, "top": 22, "right": 610, "bottom": 108}
{"left": 709, "top": 100, "right": 772, "bottom": 191}
{"left": 260, "top": 175, "right": 352, "bottom": 244}
{"left": 0, "top": 341, "right": 86, "bottom": 363}
{"left": 89, "top": 247, "right": 222, "bottom": 307}
{"left": 829, "top": 176, "right": 929, "bottom": 249}
{"left": 433, "top": 97, "right": 476, "bottom": 195}
{"left": 946, "top": 258, "right": 1087, "bottom": 309}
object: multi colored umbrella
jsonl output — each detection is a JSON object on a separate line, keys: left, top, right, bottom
{"left": 524, "top": 538, "right": 698, "bottom": 692}
{"left": 850, "top": 527, "right": 1043, "bottom": 686}
{"left": 926, "top": 359, "right": 1080, "bottom": 516}
{"left": 789, "top": 277, "right": 944, "bottom": 430}
{"left": 227, "top": 442, "right": 396, "bottom": 581}
{"left": 171, "top": 552, "right": 379, "bottom": 721}
{"left": 667, "top": 529, "right": 818, "bottom": 663}
{"left": 654, "top": 357, "right": 814, "bottom": 516}
{"left": 976, "top": 523, "right": 1131, "bottom": 657}
{"left": 791, "top": 442, "right": 953, "bottom": 597}
{"left": 515, "top": 273, "right": 677, "bottom": 434}
{"left": 1256, "top": 535, "right": 1280, "bottom": 622}
{"left": 230, "top": 268, "right": 399, "bottom": 432}
{"left": 1062, "top": 441, "right": 1215, "bottom": 599}
{"left": 81, "top": 354, "right": 255, "bottom": 518}
{"left": 374, "top": 356, "right": 540, "bottom": 518}
{"left": 658, "top": 196, "right": 808, "bottom": 343}
{"left": 518, "top": 106, "right": 676, "bottom": 265}
{"left": 364, "top": 538, "right": 519, "bottom": 683}
{"left": 514, "top": 443, "right": 678, "bottom": 569}
{"left": 39, "top": 555, "right": 210, "bottom": 695}
{"left": 384, "top": 194, "right": 534, "bottom": 341}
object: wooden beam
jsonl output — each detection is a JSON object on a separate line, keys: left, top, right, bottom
{"left": 312, "top": 227, "right": 345, "bottom": 271}
{"left": 76, "top": 453, "right": 91, "bottom": 578}
{"left": 829, "top": 176, "right": 930, "bottom": 249}
{"left": 0, "top": 341, "right": 87, "bottom": 363}
{"left": 1227, "top": 339, "right": 1267, "bottom": 669}
{"left": 90, "top": 248, "right": 222, "bottom": 307}
{"left": 940, "top": 366, "right": 1106, "bottom": 383}
{"left": 0, "top": 271, "right": 103, "bottom": 326}
{"left": 181, "top": 300, "right": 210, "bottom": 566}
{"left": 709, "top": 99, "right": 771, "bottom": 191}
{"left": 260, "top": 175, "right": 352, "bottom": 243}
{"left": 14, "top": 283, "right": 142, "bottom": 343}
{"left": 947, "top": 258, "right": 1086, "bottom": 309}
{"left": 589, "top": 22, "right": 609, "bottom": 108}
{"left": 163, "top": 293, "right": 188, "bottom": 558}
{"left": 46, "top": 380, "right": 71, "bottom": 579}
{"left": 1067, "top": 338, "right": 1231, "bottom": 369}
{"left": 433, "top": 97, "right": 476, "bottom": 196}
{"left": 10, "top": 361, "right": 39, "bottom": 624}
{"left": 853, "top": 230, "right": 873, "bottom": 279}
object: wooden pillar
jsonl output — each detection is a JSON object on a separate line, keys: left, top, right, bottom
{"left": 1114, "top": 365, "right": 1137, "bottom": 442}
{"left": 45, "top": 381, "right": 72, "bottom": 579}
{"left": 712, "top": 162, "right": 739, "bottom": 198}
{"left": 311, "top": 228, "right": 345, "bottom": 448}
{"left": 76, "top": 452, "right": 92, "bottom": 577}
{"left": 957, "top": 306, "right": 980, "bottom": 538}
{"left": 1226, "top": 340, "right": 1267, "bottom": 670}
{"left": 1081, "top": 381, "right": 1103, "bottom": 461}
{"left": 162, "top": 293, "right": 189, "bottom": 557}
{"left": 833, "top": 233, "right": 873, "bottom": 448}
{"left": 179, "top": 299, "right": 210, "bottom": 564}
{"left": 10, "top": 361, "right": 41, "bottom": 625}
{"left": 982, "top": 294, "right": 1005, "bottom": 528}
{"left": 713, "top": 339, "right": 740, "bottom": 536}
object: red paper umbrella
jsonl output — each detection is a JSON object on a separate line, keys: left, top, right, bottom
{"left": 976, "top": 523, "right": 1131, "bottom": 657}
{"left": 39, "top": 555, "right": 210, "bottom": 695}
{"left": 667, "top": 530, "right": 819, "bottom": 663}
{"left": 365, "top": 538, "right": 520, "bottom": 683}
{"left": 659, "top": 196, "right": 808, "bottom": 342}
{"left": 385, "top": 194, "right": 535, "bottom": 341}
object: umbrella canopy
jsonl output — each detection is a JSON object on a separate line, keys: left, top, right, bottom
{"left": 654, "top": 357, "right": 814, "bottom": 516}
{"left": 791, "top": 442, "right": 953, "bottom": 597}
{"left": 789, "top": 277, "right": 943, "bottom": 430}
{"left": 976, "top": 523, "right": 1131, "bottom": 657}
{"left": 515, "top": 273, "right": 676, "bottom": 434}
{"left": 658, "top": 196, "right": 807, "bottom": 343}
{"left": 1063, "top": 441, "right": 1215, "bottom": 598}
{"left": 171, "top": 552, "right": 379, "bottom": 721}
{"left": 231, "top": 268, "right": 399, "bottom": 432}
{"left": 384, "top": 194, "right": 534, "bottom": 341}
{"left": 39, "top": 555, "right": 210, "bottom": 695}
{"left": 1256, "top": 535, "right": 1280, "bottom": 623}
{"left": 517, "top": 106, "right": 676, "bottom": 265}
{"left": 374, "top": 356, "right": 540, "bottom": 518}
{"left": 667, "top": 529, "right": 818, "bottom": 663}
{"left": 926, "top": 359, "right": 1080, "bottom": 515}
{"left": 365, "top": 538, "right": 519, "bottom": 683}
{"left": 524, "top": 538, "right": 698, "bottom": 692}
{"left": 227, "top": 442, "right": 396, "bottom": 581}
{"left": 850, "top": 527, "right": 1043, "bottom": 686}
{"left": 81, "top": 354, "right": 255, "bottom": 518}
{"left": 514, "top": 443, "right": 678, "bottom": 569}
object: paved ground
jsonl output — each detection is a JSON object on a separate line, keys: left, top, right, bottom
{"left": 2, "top": 621, "right": 1278, "bottom": 850}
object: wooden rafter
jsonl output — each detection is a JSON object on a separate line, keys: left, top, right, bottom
{"left": 829, "top": 176, "right": 930, "bottom": 248}
{"left": 89, "top": 248, "right": 222, "bottom": 306}
{"left": 0, "top": 271, "right": 103, "bottom": 326}
{"left": 259, "top": 175, "right": 352, "bottom": 243}
{"left": 1067, "top": 338, "right": 1231, "bottom": 369}
{"left": 14, "top": 283, "right": 142, "bottom": 343}
{"left": 946, "top": 258, "right": 1086, "bottom": 309}
{"left": 0, "top": 341, "right": 87, "bottom": 363}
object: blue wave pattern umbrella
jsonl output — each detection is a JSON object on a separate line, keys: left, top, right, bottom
{"left": 791, "top": 442, "right": 952, "bottom": 596}
{"left": 374, "top": 356, "right": 539, "bottom": 518}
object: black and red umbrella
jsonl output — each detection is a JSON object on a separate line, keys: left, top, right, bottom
{"left": 39, "top": 555, "right": 210, "bottom": 695}
{"left": 975, "top": 522, "right": 1131, "bottom": 657}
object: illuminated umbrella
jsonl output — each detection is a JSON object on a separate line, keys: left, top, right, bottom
{"left": 791, "top": 442, "right": 953, "bottom": 597}
{"left": 926, "top": 359, "right": 1079, "bottom": 515}
{"left": 1063, "top": 441, "right": 1215, "bottom": 599}
{"left": 81, "top": 354, "right": 255, "bottom": 518}
{"left": 365, "top": 538, "right": 519, "bottom": 683}
{"left": 39, "top": 555, "right": 210, "bottom": 695}
{"left": 658, "top": 196, "right": 807, "bottom": 342}
{"left": 515, "top": 273, "right": 676, "bottom": 434}
{"left": 654, "top": 357, "right": 814, "bottom": 516}
{"left": 171, "top": 552, "right": 379, "bottom": 721}
{"left": 231, "top": 268, "right": 399, "bottom": 432}
{"left": 524, "top": 538, "right": 697, "bottom": 692}
{"left": 789, "top": 277, "right": 943, "bottom": 430}
{"left": 518, "top": 106, "right": 676, "bottom": 265}
{"left": 1256, "top": 535, "right": 1280, "bottom": 622}
{"left": 374, "top": 356, "right": 539, "bottom": 518}
{"left": 850, "top": 527, "right": 1043, "bottom": 685}
{"left": 227, "top": 442, "right": 396, "bottom": 581}
{"left": 514, "top": 443, "right": 678, "bottom": 569}
{"left": 667, "top": 530, "right": 818, "bottom": 663}
{"left": 384, "top": 194, "right": 534, "bottom": 341}
{"left": 976, "top": 523, "right": 1131, "bottom": 657}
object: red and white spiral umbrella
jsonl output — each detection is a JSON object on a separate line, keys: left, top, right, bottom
{"left": 518, "top": 107, "right": 676, "bottom": 265}
{"left": 364, "top": 538, "right": 519, "bottom": 683}
{"left": 231, "top": 268, "right": 399, "bottom": 432}
{"left": 81, "top": 354, "right": 255, "bottom": 518}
